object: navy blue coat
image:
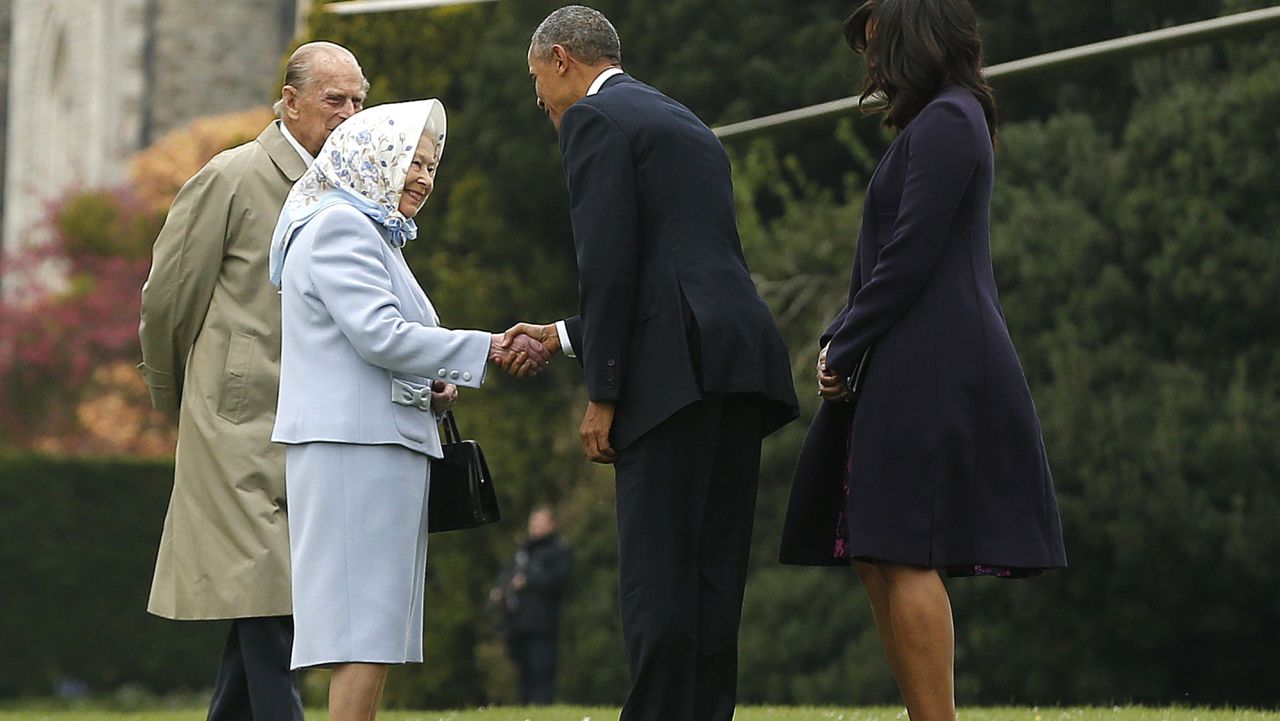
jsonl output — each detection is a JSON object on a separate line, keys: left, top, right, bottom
{"left": 559, "top": 74, "right": 798, "bottom": 448}
{"left": 779, "top": 87, "right": 1067, "bottom": 571}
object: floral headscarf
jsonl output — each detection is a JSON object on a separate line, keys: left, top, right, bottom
{"left": 269, "top": 99, "right": 447, "bottom": 287}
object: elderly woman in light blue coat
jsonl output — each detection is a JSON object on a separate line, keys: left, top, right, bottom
{"left": 269, "top": 99, "right": 543, "bottom": 721}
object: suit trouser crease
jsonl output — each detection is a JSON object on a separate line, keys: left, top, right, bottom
{"left": 206, "top": 616, "right": 304, "bottom": 721}
{"left": 614, "top": 395, "right": 762, "bottom": 721}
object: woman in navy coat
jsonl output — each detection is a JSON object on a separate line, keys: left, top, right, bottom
{"left": 779, "top": 1, "right": 1067, "bottom": 719}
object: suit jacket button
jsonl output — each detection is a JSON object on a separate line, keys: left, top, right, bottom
{"left": 450, "top": 370, "right": 460, "bottom": 380}
{"left": 607, "top": 359, "right": 616, "bottom": 367}
{"left": 462, "top": 372, "right": 472, "bottom": 382}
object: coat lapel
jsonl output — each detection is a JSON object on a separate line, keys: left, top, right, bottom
{"left": 258, "top": 121, "right": 308, "bottom": 182}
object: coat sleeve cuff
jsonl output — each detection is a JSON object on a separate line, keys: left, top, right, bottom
{"left": 138, "top": 363, "right": 179, "bottom": 411}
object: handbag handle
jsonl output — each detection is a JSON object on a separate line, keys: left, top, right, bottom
{"left": 440, "top": 409, "right": 462, "bottom": 445}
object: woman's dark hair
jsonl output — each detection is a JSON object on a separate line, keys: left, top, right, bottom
{"left": 844, "top": 0, "right": 997, "bottom": 142}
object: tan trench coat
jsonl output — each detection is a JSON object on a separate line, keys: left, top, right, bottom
{"left": 139, "top": 122, "right": 306, "bottom": 620}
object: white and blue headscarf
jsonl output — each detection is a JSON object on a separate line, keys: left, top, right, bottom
{"left": 269, "top": 99, "right": 447, "bottom": 287}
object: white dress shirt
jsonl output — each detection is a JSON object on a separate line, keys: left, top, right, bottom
{"left": 279, "top": 121, "right": 315, "bottom": 167}
{"left": 555, "top": 66, "right": 626, "bottom": 358}
{"left": 586, "top": 66, "right": 624, "bottom": 96}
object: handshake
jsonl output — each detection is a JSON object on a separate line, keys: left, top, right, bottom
{"left": 487, "top": 322, "right": 561, "bottom": 378}
{"left": 486, "top": 321, "right": 618, "bottom": 464}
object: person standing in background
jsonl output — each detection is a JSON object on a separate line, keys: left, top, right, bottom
{"left": 491, "top": 506, "right": 574, "bottom": 706}
{"left": 138, "top": 42, "right": 367, "bottom": 721}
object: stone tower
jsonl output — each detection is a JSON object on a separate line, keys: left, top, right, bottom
{"left": 2, "top": 0, "right": 310, "bottom": 262}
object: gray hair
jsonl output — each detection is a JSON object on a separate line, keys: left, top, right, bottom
{"left": 530, "top": 5, "right": 622, "bottom": 65}
{"left": 272, "top": 42, "right": 368, "bottom": 117}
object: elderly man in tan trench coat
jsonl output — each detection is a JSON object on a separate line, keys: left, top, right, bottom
{"left": 139, "top": 42, "right": 367, "bottom": 721}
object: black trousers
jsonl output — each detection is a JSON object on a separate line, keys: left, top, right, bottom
{"left": 507, "top": 632, "right": 559, "bottom": 705}
{"left": 206, "top": 615, "right": 304, "bottom": 721}
{"left": 614, "top": 395, "right": 763, "bottom": 721}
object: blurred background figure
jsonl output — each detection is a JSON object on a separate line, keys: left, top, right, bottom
{"left": 490, "top": 506, "right": 573, "bottom": 706}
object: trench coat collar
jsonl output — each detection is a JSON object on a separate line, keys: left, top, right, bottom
{"left": 259, "top": 120, "right": 308, "bottom": 183}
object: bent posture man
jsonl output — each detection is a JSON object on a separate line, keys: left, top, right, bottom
{"left": 139, "top": 42, "right": 367, "bottom": 721}
{"left": 511, "top": 7, "right": 799, "bottom": 721}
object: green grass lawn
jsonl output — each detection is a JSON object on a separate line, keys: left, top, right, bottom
{"left": 1, "top": 707, "right": 1277, "bottom": 721}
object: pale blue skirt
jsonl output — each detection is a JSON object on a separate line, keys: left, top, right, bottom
{"left": 285, "top": 441, "right": 431, "bottom": 669}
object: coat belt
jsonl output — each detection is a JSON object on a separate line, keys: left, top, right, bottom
{"left": 390, "top": 378, "right": 432, "bottom": 412}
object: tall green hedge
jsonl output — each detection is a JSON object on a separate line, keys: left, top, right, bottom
{"left": 0, "top": 448, "right": 580, "bottom": 706}
{"left": 0, "top": 454, "right": 224, "bottom": 698}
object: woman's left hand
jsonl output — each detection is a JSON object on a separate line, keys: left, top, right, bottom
{"left": 431, "top": 381, "right": 458, "bottom": 414}
{"left": 817, "top": 344, "right": 848, "bottom": 400}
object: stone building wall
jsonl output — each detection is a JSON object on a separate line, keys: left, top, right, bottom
{"left": 2, "top": 0, "right": 305, "bottom": 259}
{"left": 3, "top": 0, "right": 148, "bottom": 255}
{"left": 147, "top": 0, "right": 300, "bottom": 139}
{"left": 0, "top": 0, "right": 11, "bottom": 242}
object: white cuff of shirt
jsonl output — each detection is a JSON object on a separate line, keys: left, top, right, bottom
{"left": 555, "top": 320, "right": 576, "bottom": 359}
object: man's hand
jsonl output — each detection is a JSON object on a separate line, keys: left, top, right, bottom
{"left": 431, "top": 381, "right": 458, "bottom": 414}
{"left": 504, "top": 322, "right": 562, "bottom": 355}
{"left": 580, "top": 400, "right": 618, "bottom": 464}
{"left": 817, "top": 343, "right": 848, "bottom": 401}
{"left": 488, "top": 333, "right": 552, "bottom": 378}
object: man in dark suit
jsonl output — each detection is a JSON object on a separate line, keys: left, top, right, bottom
{"left": 506, "top": 6, "right": 798, "bottom": 721}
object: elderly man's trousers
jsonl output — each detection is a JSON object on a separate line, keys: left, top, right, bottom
{"left": 206, "top": 615, "right": 304, "bottom": 721}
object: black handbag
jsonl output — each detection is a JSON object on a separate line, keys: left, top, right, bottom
{"left": 428, "top": 411, "right": 501, "bottom": 533}
{"left": 840, "top": 345, "right": 874, "bottom": 405}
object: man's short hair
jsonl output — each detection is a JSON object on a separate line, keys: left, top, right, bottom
{"left": 272, "top": 42, "right": 368, "bottom": 117}
{"left": 530, "top": 5, "right": 622, "bottom": 65}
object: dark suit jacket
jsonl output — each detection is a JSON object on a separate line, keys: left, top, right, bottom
{"left": 558, "top": 73, "right": 798, "bottom": 449}
{"left": 780, "top": 87, "right": 1066, "bottom": 570}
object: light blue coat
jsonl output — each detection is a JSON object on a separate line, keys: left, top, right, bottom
{"left": 273, "top": 203, "right": 490, "bottom": 459}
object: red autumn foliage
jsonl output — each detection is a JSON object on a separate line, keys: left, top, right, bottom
{"left": 0, "top": 188, "right": 175, "bottom": 456}
{"left": 0, "top": 108, "right": 275, "bottom": 457}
